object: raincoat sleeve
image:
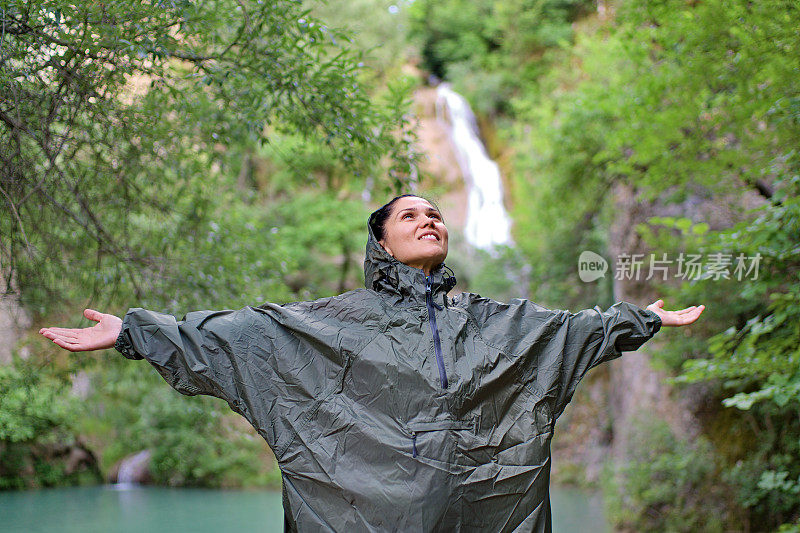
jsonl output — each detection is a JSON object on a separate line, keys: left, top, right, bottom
{"left": 114, "top": 306, "right": 273, "bottom": 408}
{"left": 469, "top": 296, "right": 661, "bottom": 419}
{"left": 113, "top": 301, "right": 360, "bottom": 456}
{"left": 545, "top": 302, "right": 662, "bottom": 417}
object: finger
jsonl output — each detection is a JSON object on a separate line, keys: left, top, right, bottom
{"left": 84, "top": 309, "right": 104, "bottom": 322}
{"left": 52, "top": 338, "right": 81, "bottom": 352}
{"left": 41, "top": 331, "right": 58, "bottom": 341}
{"left": 42, "top": 331, "right": 78, "bottom": 343}
{"left": 42, "top": 327, "right": 84, "bottom": 336}
{"left": 41, "top": 330, "right": 63, "bottom": 341}
{"left": 49, "top": 330, "right": 79, "bottom": 339}
{"left": 679, "top": 307, "right": 705, "bottom": 325}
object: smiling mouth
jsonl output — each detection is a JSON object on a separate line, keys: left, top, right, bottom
{"left": 419, "top": 233, "right": 439, "bottom": 241}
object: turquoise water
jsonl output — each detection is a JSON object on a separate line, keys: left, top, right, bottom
{"left": 0, "top": 484, "right": 607, "bottom": 532}
{"left": 551, "top": 486, "right": 609, "bottom": 532}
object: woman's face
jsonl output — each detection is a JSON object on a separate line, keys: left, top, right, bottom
{"left": 378, "top": 196, "right": 449, "bottom": 275}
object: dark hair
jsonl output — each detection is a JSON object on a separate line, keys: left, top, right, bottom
{"left": 369, "top": 194, "right": 440, "bottom": 241}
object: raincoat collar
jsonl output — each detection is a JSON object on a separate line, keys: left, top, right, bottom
{"left": 364, "top": 218, "right": 457, "bottom": 307}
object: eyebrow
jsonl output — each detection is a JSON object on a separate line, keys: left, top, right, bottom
{"left": 396, "top": 206, "right": 443, "bottom": 218}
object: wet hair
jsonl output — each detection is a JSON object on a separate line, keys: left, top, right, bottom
{"left": 369, "top": 194, "right": 441, "bottom": 242}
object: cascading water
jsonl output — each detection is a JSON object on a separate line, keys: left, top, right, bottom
{"left": 115, "top": 449, "right": 151, "bottom": 488}
{"left": 435, "top": 83, "right": 512, "bottom": 251}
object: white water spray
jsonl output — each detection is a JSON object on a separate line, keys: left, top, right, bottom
{"left": 435, "top": 83, "right": 512, "bottom": 250}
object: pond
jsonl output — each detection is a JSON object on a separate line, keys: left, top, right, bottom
{"left": 0, "top": 484, "right": 608, "bottom": 532}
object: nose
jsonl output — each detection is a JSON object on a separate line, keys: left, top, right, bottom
{"left": 426, "top": 213, "right": 442, "bottom": 224}
{"left": 420, "top": 216, "right": 436, "bottom": 228}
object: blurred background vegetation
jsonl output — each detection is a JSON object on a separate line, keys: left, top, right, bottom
{"left": 2, "top": 0, "right": 798, "bottom": 530}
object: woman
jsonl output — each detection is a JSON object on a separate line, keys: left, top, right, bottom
{"left": 40, "top": 194, "right": 704, "bottom": 532}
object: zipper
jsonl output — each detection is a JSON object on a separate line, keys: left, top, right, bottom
{"left": 407, "top": 420, "right": 472, "bottom": 459}
{"left": 425, "top": 275, "right": 448, "bottom": 389}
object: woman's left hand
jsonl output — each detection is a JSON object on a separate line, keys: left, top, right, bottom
{"left": 646, "top": 299, "right": 705, "bottom": 327}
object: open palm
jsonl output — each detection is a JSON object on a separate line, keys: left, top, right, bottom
{"left": 646, "top": 299, "right": 705, "bottom": 327}
{"left": 39, "top": 309, "right": 122, "bottom": 352}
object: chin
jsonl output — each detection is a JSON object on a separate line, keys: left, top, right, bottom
{"left": 426, "top": 252, "right": 448, "bottom": 266}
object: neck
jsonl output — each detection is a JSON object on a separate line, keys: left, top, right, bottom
{"left": 403, "top": 261, "right": 438, "bottom": 276}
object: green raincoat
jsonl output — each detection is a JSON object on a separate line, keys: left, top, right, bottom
{"left": 115, "top": 220, "right": 662, "bottom": 532}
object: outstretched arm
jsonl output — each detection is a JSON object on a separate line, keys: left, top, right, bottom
{"left": 547, "top": 299, "right": 703, "bottom": 418}
{"left": 646, "top": 299, "right": 705, "bottom": 327}
{"left": 39, "top": 307, "right": 257, "bottom": 400}
{"left": 38, "top": 304, "right": 346, "bottom": 460}
{"left": 40, "top": 309, "right": 122, "bottom": 351}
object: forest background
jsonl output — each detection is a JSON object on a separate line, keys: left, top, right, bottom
{"left": 1, "top": 0, "right": 798, "bottom": 530}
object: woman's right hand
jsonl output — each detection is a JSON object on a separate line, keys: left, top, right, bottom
{"left": 39, "top": 309, "right": 123, "bottom": 352}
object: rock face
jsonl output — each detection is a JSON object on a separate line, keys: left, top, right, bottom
{"left": 605, "top": 181, "right": 765, "bottom": 459}
{"left": 605, "top": 182, "right": 693, "bottom": 456}
{"left": 552, "top": 180, "right": 766, "bottom": 482}
{"left": 0, "top": 269, "right": 31, "bottom": 364}
{"left": 0, "top": 440, "right": 102, "bottom": 488}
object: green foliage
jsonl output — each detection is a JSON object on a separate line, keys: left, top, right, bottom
{"left": 306, "top": 0, "right": 414, "bottom": 79}
{"left": 407, "top": 0, "right": 592, "bottom": 115}
{"left": 407, "top": 0, "right": 496, "bottom": 80}
{"left": 602, "top": 418, "right": 732, "bottom": 532}
{"left": 1, "top": 0, "right": 418, "bottom": 316}
{"left": 719, "top": 404, "right": 800, "bottom": 528}
{"left": 658, "top": 174, "right": 800, "bottom": 528}
{"left": 125, "top": 191, "right": 368, "bottom": 313}
{"left": 676, "top": 176, "right": 800, "bottom": 402}
{"left": 86, "top": 354, "right": 278, "bottom": 488}
{"left": 0, "top": 365, "right": 74, "bottom": 443}
{"left": 443, "top": 244, "right": 532, "bottom": 304}
{"left": 0, "top": 359, "right": 99, "bottom": 489}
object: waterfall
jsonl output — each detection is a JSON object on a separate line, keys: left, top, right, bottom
{"left": 115, "top": 449, "right": 151, "bottom": 487}
{"left": 435, "top": 83, "right": 512, "bottom": 251}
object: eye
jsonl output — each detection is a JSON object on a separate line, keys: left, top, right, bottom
{"left": 430, "top": 213, "right": 441, "bottom": 220}
{"left": 402, "top": 213, "right": 414, "bottom": 220}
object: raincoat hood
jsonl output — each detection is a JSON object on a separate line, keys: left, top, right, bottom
{"left": 116, "top": 215, "right": 662, "bottom": 532}
{"left": 363, "top": 213, "right": 457, "bottom": 306}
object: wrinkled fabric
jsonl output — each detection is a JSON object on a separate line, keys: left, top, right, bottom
{"left": 116, "top": 220, "right": 662, "bottom": 532}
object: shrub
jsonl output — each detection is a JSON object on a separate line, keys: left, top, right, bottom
{"left": 602, "top": 418, "right": 732, "bottom": 532}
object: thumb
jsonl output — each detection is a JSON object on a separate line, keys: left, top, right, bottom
{"left": 84, "top": 308, "right": 104, "bottom": 323}
{"left": 653, "top": 299, "right": 664, "bottom": 308}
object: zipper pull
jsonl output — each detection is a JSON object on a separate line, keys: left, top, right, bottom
{"left": 426, "top": 276, "right": 442, "bottom": 309}
{"left": 425, "top": 276, "right": 444, "bottom": 311}
{"left": 412, "top": 432, "right": 418, "bottom": 458}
